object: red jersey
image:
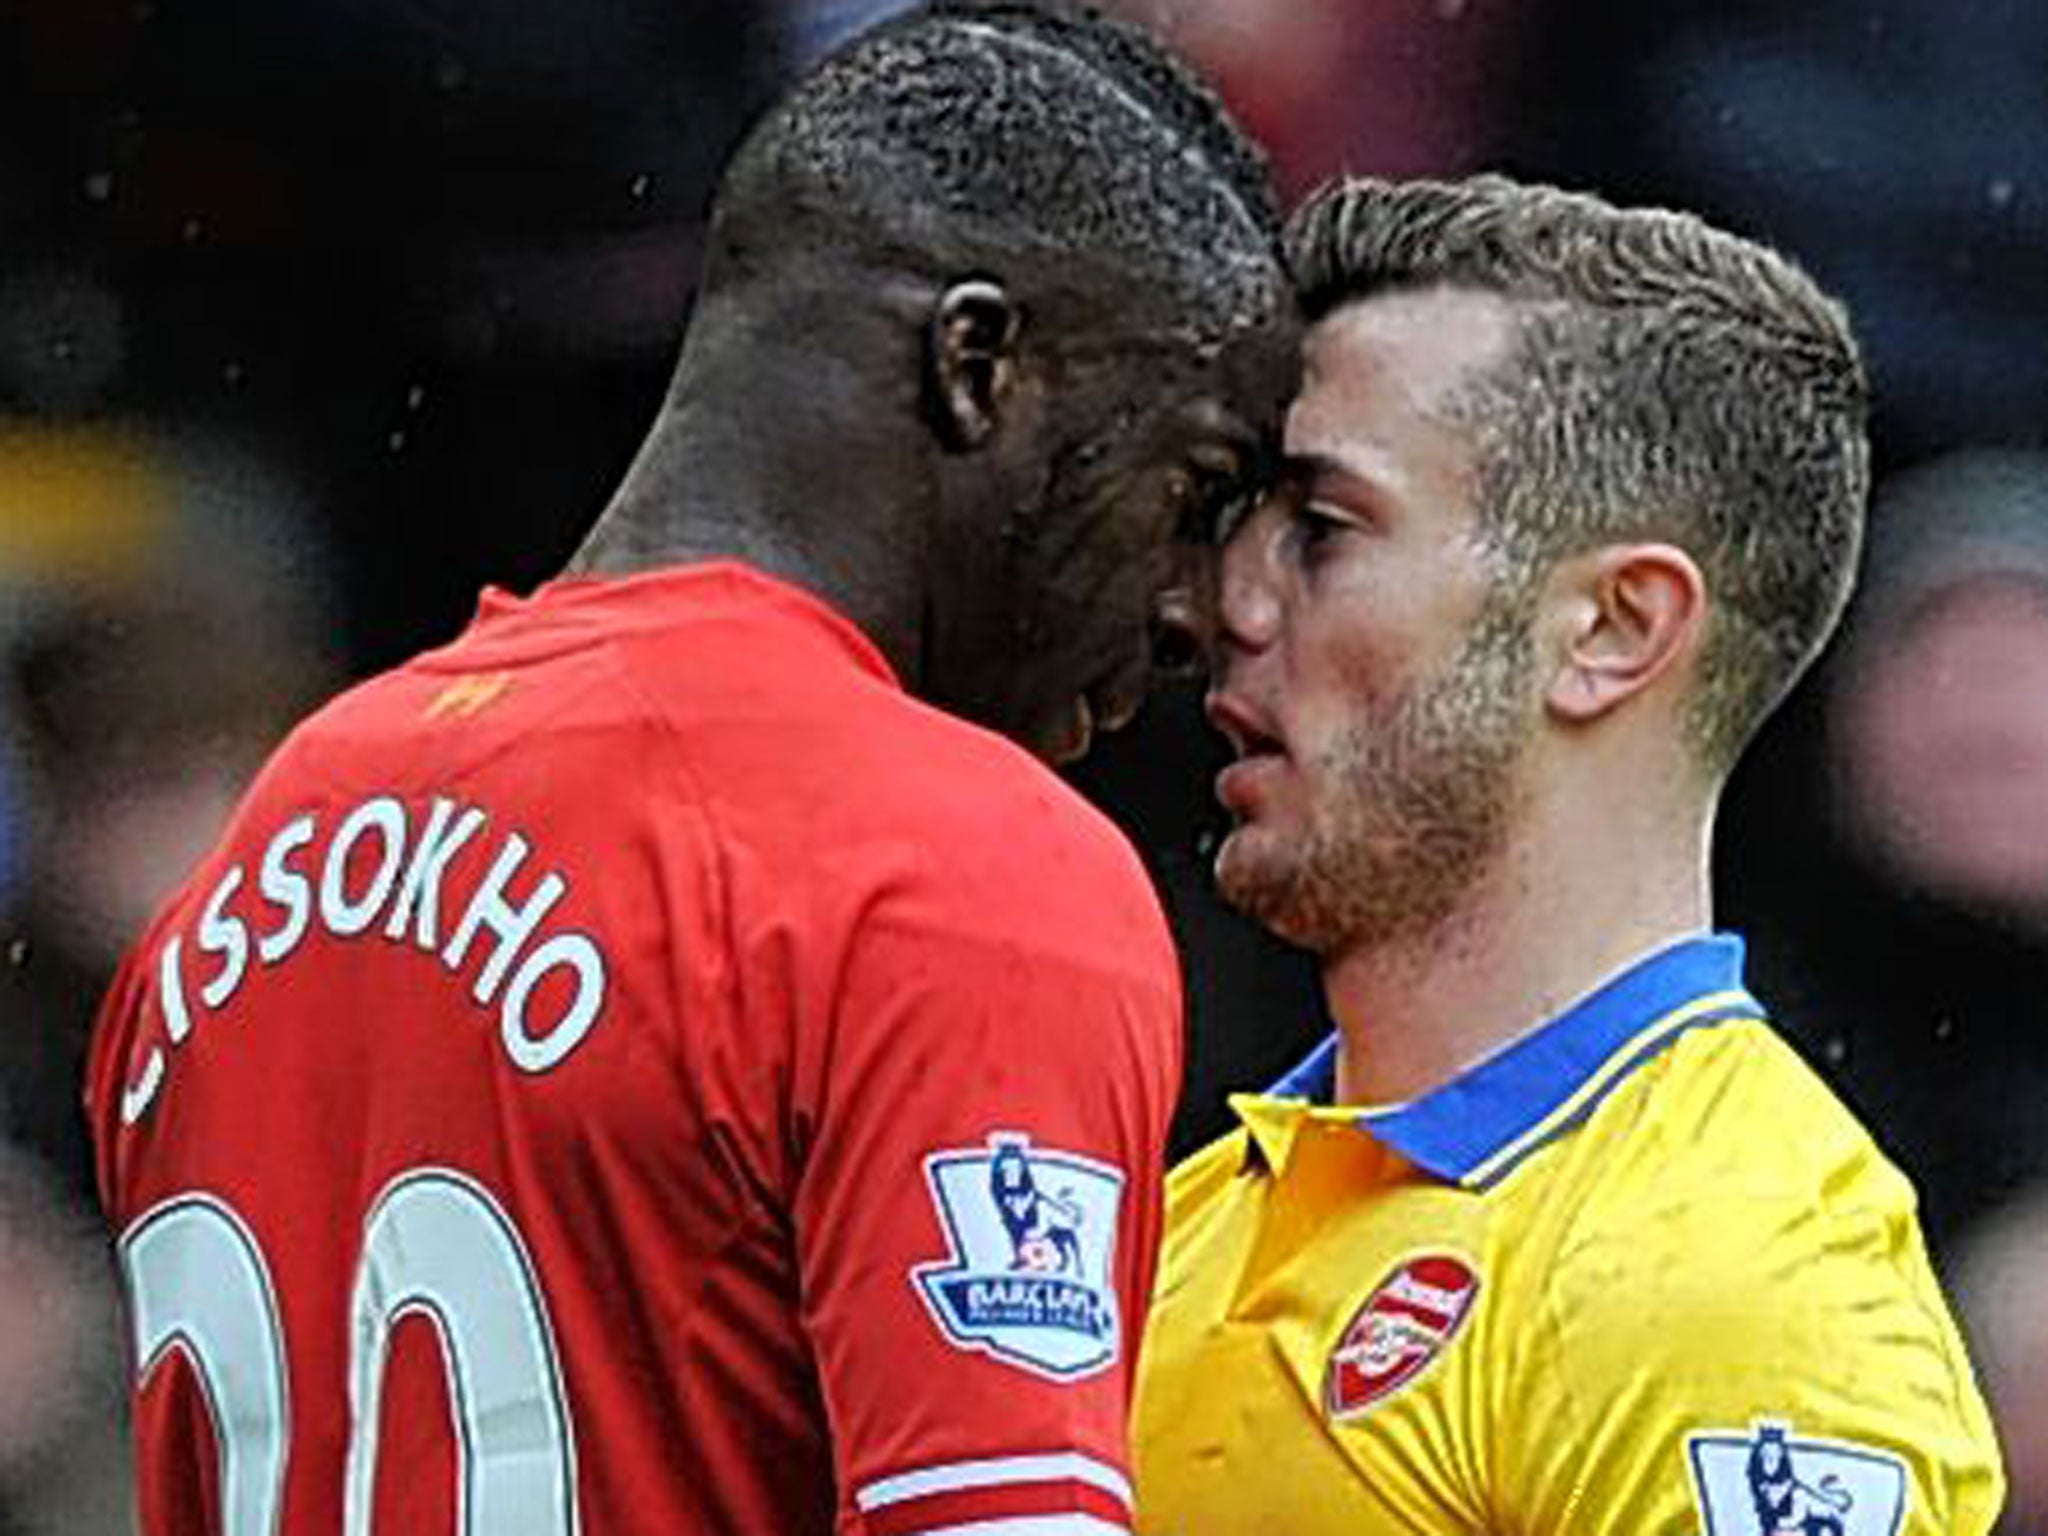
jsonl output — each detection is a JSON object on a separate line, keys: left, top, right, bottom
{"left": 88, "top": 562, "right": 1183, "bottom": 1535}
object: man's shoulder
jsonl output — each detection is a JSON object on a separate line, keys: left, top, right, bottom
{"left": 815, "top": 712, "right": 1170, "bottom": 976}
{"left": 872, "top": 703, "right": 1137, "bottom": 863}
{"left": 1527, "top": 1018, "right": 1954, "bottom": 1367}
{"left": 1506, "top": 1023, "right": 2003, "bottom": 1536}
{"left": 584, "top": 578, "right": 1112, "bottom": 830}
{"left": 657, "top": 642, "right": 1151, "bottom": 902}
{"left": 1562, "top": 1017, "right": 1906, "bottom": 1217}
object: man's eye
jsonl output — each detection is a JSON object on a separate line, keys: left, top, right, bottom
{"left": 1288, "top": 504, "right": 1348, "bottom": 561}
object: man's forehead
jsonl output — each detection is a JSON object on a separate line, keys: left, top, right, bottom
{"left": 1078, "top": 295, "right": 1294, "bottom": 412}
{"left": 1292, "top": 286, "right": 1518, "bottom": 450}
{"left": 1305, "top": 286, "right": 1518, "bottom": 387}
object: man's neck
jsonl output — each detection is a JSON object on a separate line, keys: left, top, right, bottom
{"left": 1324, "top": 793, "right": 1714, "bottom": 1106}
{"left": 569, "top": 409, "right": 926, "bottom": 682}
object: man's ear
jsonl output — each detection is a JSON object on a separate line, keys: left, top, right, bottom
{"left": 925, "top": 277, "right": 1021, "bottom": 452}
{"left": 1544, "top": 543, "right": 1707, "bottom": 724}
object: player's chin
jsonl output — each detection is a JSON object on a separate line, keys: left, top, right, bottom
{"left": 1034, "top": 683, "right": 1141, "bottom": 767}
{"left": 1016, "top": 692, "right": 1096, "bottom": 767}
{"left": 1215, "top": 840, "right": 1331, "bottom": 952}
{"left": 1011, "top": 657, "right": 1151, "bottom": 767}
{"left": 1212, "top": 822, "right": 1281, "bottom": 908}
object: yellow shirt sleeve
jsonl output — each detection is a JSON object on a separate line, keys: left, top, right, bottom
{"left": 1503, "top": 1120, "right": 2004, "bottom": 1535}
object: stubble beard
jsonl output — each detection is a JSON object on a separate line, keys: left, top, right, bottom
{"left": 1215, "top": 595, "right": 1536, "bottom": 958}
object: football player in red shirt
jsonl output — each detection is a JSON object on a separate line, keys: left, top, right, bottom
{"left": 85, "top": 3, "right": 1295, "bottom": 1533}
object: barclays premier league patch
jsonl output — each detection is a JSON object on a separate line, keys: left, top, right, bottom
{"left": 912, "top": 1133, "right": 1124, "bottom": 1381}
{"left": 1687, "top": 1420, "right": 1909, "bottom": 1536}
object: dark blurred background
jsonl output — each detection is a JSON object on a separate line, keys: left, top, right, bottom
{"left": 0, "top": 1, "right": 2042, "bottom": 1528}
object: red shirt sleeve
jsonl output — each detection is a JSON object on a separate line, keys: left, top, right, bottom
{"left": 785, "top": 805, "right": 1181, "bottom": 1536}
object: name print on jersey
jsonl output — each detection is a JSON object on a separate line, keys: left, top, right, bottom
{"left": 119, "top": 793, "right": 609, "bottom": 1126}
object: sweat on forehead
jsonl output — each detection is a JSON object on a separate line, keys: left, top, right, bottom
{"left": 716, "top": 2, "right": 1284, "bottom": 344}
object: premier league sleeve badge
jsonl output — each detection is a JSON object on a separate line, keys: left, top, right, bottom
{"left": 1687, "top": 1420, "right": 1910, "bottom": 1535}
{"left": 911, "top": 1133, "right": 1125, "bottom": 1381}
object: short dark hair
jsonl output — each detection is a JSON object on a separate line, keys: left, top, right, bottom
{"left": 705, "top": 0, "right": 1282, "bottom": 346}
{"left": 1287, "top": 175, "right": 1870, "bottom": 773}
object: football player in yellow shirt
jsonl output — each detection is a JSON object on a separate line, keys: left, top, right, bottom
{"left": 1133, "top": 174, "right": 2005, "bottom": 1536}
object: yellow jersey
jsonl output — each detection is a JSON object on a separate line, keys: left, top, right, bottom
{"left": 1134, "top": 936, "right": 2004, "bottom": 1535}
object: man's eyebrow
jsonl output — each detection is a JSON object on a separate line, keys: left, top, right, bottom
{"left": 1276, "top": 451, "right": 1347, "bottom": 493}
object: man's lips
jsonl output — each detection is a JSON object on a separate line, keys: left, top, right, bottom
{"left": 1206, "top": 692, "right": 1286, "bottom": 813}
{"left": 1205, "top": 691, "right": 1284, "bottom": 761}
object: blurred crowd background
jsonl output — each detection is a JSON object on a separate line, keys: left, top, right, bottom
{"left": 0, "top": 0, "right": 2042, "bottom": 1529}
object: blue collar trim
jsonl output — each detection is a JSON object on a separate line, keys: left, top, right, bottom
{"left": 1262, "top": 935, "right": 1763, "bottom": 1188}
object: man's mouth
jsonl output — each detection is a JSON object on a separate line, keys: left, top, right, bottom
{"left": 1206, "top": 692, "right": 1284, "bottom": 761}
{"left": 1206, "top": 692, "right": 1286, "bottom": 812}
